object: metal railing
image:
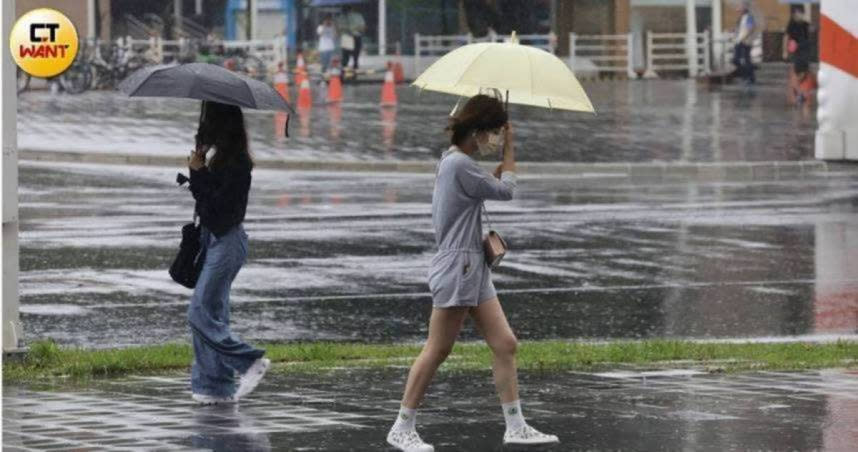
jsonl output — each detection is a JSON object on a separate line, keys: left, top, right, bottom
{"left": 124, "top": 14, "right": 157, "bottom": 39}
{"left": 112, "top": 36, "right": 288, "bottom": 74}
{"left": 414, "top": 30, "right": 763, "bottom": 80}
{"left": 414, "top": 32, "right": 556, "bottom": 74}
{"left": 569, "top": 33, "right": 635, "bottom": 77}
{"left": 645, "top": 31, "right": 710, "bottom": 77}
{"left": 179, "top": 16, "right": 208, "bottom": 40}
{"left": 222, "top": 39, "right": 288, "bottom": 73}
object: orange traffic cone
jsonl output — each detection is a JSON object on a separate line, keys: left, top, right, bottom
{"left": 327, "top": 62, "right": 343, "bottom": 103}
{"left": 392, "top": 47, "right": 406, "bottom": 83}
{"left": 392, "top": 61, "right": 405, "bottom": 84}
{"left": 297, "top": 78, "right": 312, "bottom": 109}
{"left": 381, "top": 106, "right": 397, "bottom": 152}
{"left": 274, "top": 62, "right": 290, "bottom": 102}
{"left": 298, "top": 105, "right": 311, "bottom": 138}
{"left": 380, "top": 68, "right": 397, "bottom": 106}
{"left": 294, "top": 52, "right": 307, "bottom": 87}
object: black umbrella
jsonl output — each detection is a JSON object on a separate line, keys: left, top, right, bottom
{"left": 120, "top": 63, "right": 294, "bottom": 111}
{"left": 119, "top": 63, "right": 294, "bottom": 135}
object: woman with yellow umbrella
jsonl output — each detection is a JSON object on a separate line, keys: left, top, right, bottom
{"left": 386, "top": 34, "right": 593, "bottom": 451}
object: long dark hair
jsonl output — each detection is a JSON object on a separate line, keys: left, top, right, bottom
{"left": 196, "top": 101, "right": 254, "bottom": 171}
{"left": 447, "top": 95, "right": 508, "bottom": 146}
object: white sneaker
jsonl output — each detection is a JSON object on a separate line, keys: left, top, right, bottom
{"left": 503, "top": 424, "right": 559, "bottom": 445}
{"left": 192, "top": 393, "right": 236, "bottom": 405}
{"left": 387, "top": 427, "right": 434, "bottom": 452}
{"left": 235, "top": 358, "right": 270, "bottom": 399}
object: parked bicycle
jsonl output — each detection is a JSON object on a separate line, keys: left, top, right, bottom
{"left": 60, "top": 39, "right": 150, "bottom": 94}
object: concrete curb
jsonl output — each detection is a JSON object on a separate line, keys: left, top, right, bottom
{"left": 18, "top": 148, "right": 843, "bottom": 182}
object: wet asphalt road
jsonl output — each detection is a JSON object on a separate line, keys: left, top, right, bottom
{"left": 5, "top": 368, "right": 858, "bottom": 451}
{"left": 17, "top": 75, "right": 815, "bottom": 163}
{"left": 16, "top": 160, "right": 858, "bottom": 347}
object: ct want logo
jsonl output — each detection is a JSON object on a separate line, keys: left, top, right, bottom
{"left": 9, "top": 8, "right": 79, "bottom": 78}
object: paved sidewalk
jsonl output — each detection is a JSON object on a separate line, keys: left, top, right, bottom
{"left": 4, "top": 367, "right": 858, "bottom": 451}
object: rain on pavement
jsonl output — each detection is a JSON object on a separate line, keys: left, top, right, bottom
{"left": 5, "top": 368, "right": 858, "bottom": 451}
{"left": 13, "top": 76, "right": 856, "bottom": 347}
{"left": 17, "top": 156, "right": 858, "bottom": 346}
{"left": 18, "top": 74, "right": 815, "bottom": 164}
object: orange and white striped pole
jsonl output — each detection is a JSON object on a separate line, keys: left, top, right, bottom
{"left": 816, "top": 0, "right": 858, "bottom": 161}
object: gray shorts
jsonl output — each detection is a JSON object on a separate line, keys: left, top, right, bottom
{"left": 428, "top": 250, "right": 497, "bottom": 308}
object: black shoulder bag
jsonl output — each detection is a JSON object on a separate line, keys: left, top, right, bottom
{"left": 170, "top": 212, "right": 206, "bottom": 289}
{"left": 170, "top": 172, "right": 206, "bottom": 288}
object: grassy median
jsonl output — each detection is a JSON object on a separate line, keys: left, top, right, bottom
{"left": 4, "top": 340, "right": 857, "bottom": 383}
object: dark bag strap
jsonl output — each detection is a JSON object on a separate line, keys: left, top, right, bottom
{"left": 481, "top": 202, "right": 494, "bottom": 230}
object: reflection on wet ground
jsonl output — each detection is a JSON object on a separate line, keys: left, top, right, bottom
{"left": 17, "top": 78, "right": 816, "bottom": 163}
{"left": 17, "top": 161, "right": 858, "bottom": 346}
{"left": 4, "top": 368, "right": 858, "bottom": 450}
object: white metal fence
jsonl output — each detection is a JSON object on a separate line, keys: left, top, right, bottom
{"left": 569, "top": 33, "right": 634, "bottom": 77}
{"left": 416, "top": 31, "right": 763, "bottom": 80}
{"left": 111, "top": 36, "right": 288, "bottom": 74}
{"left": 645, "top": 32, "right": 711, "bottom": 77}
{"left": 414, "top": 32, "right": 556, "bottom": 74}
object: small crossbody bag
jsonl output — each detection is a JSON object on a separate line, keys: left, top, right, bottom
{"left": 481, "top": 202, "right": 508, "bottom": 269}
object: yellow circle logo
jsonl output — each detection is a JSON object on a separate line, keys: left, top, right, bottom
{"left": 9, "top": 8, "right": 79, "bottom": 78}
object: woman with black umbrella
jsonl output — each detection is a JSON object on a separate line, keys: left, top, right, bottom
{"left": 186, "top": 100, "right": 269, "bottom": 404}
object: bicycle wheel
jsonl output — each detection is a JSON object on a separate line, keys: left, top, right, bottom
{"left": 16, "top": 67, "right": 31, "bottom": 94}
{"left": 59, "top": 61, "right": 93, "bottom": 94}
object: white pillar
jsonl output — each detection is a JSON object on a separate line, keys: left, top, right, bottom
{"left": 195, "top": 0, "right": 203, "bottom": 15}
{"left": 2, "top": 0, "right": 22, "bottom": 353}
{"left": 87, "top": 0, "right": 97, "bottom": 39}
{"left": 174, "top": 0, "right": 182, "bottom": 36}
{"left": 711, "top": 0, "right": 722, "bottom": 71}
{"left": 250, "top": 0, "right": 259, "bottom": 40}
{"left": 378, "top": 0, "right": 387, "bottom": 55}
{"left": 815, "top": 0, "right": 858, "bottom": 161}
{"left": 685, "top": 0, "right": 698, "bottom": 76}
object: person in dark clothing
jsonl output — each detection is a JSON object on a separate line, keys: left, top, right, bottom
{"left": 784, "top": 6, "right": 810, "bottom": 66}
{"left": 784, "top": 6, "right": 811, "bottom": 96}
{"left": 186, "top": 101, "right": 269, "bottom": 405}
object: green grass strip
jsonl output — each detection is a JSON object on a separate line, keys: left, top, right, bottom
{"left": 4, "top": 340, "right": 857, "bottom": 383}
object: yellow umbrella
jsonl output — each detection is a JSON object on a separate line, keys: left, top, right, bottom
{"left": 412, "top": 32, "right": 595, "bottom": 113}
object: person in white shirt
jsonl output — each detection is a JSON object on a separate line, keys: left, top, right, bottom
{"left": 732, "top": 3, "right": 757, "bottom": 84}
{"left": 316, "top": 15, "right": 336, "bottom": 75}
{"left": 338, "top": 5, "right": 366, "bottom": 70}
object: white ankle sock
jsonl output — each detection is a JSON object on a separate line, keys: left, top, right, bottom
{"left": 393, "top": 406, "right": 417, "bottom": 431}
{"left": 502, "top": 400, "right": 526, "bottom": 431}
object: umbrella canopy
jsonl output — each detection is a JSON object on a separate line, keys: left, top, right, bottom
{"left": 119, "top": 63, "right": 294, "bottom": 113}
{"left": 412, "top": 34, "right": 594, "bottom": 113}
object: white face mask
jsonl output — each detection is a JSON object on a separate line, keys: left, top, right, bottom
{"left": 477, "top": 131, "right": 503, "bottom": 156}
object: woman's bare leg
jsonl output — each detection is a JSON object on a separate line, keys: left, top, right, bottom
{"left": 469, "top": 297, "right": 518, "bottom": 403}
{"left": 401, "top": 307, "right": 469, "bottom": 408}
